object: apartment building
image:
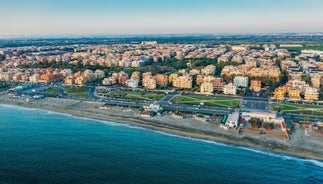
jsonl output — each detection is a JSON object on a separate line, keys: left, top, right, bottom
{"left": 250, "top": 80, "right": 261, "bottom": 92}
{"left": 200, "top": 82, "right": 214, "bottom": 94}
{"left": 223, "top": 83, "right": 236, "bottom": 95}
{"left": 233, "top": 76, "right": 249, "bottom": 88}
{"left": 173, "top": 75, "right": 193, "bottom": 89}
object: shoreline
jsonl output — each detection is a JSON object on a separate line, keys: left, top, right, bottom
{"left": 0, "top": 97, "right": 322, "bottom": 161}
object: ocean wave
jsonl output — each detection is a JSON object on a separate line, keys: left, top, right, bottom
{"left": 152, "top": 130, "right": 232, "bottom": 147}
{"left": 148, "top": 130, "right": 323, "bottom": 168}
{"left": 0, "top": 104, "right": 42, "bottom": 112}
{"left": 238, "top": 146, "right": 323, "bottom": 168}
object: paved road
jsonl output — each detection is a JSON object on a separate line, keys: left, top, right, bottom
{"left": 157, "top": 92, "right": 178, "bottom": 105}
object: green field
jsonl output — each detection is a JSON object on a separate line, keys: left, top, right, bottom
{"left": 43, "top": 87, "right": 60, "bottom": 95}
{"left": 64, "top": 86, "right": 89, "bottom": 93}
{"left": 63, "top": 86, "right": 90, "bottom": 99}
{"left": 273, "top": 103, "right": 323, "bottom": 115}
{"left": 99, "top": 91, "right": 164, "bottom": 101}
{"left": 172, "top": 95, "right": 239, "bottom": 108}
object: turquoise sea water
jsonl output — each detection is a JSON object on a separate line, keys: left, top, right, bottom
{"left": 0, "top": 104, "right": 322, "bottom": 184}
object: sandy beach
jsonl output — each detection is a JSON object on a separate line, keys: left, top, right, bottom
{"left": 0, "top": 93, "right": 322, "bottom": 161}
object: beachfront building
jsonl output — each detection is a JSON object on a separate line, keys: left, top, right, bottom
{"left": 126, "top": 78, "right": 139, "bottom": 88}
{"left": 233, "top": 76, "right": 249, "bottom": 88}
{"left": 304, "top": 87, "right": 319, "bottom": 101}
{"left": 242, "top": 112, "right": 285, "bottom": 131}
{"left": 223, "top": 83, "right": 236, "bottom": 95}
{"left": 200, "top": 82, "right": 214, "bottom": 94}
{"left": 225, "top": 112, "right": 240, "bottom": 128}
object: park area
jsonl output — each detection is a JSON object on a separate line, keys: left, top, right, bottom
{"left": 172, "top": 95, "right": 240, "bottom": 108}
{"left": 98, "top": 91, "right": 165, "bottom": 101}
{"left": 273, "top": 102, "right": 323, "bottom": 115}
{"left": 63, "top": 86, "right": 90, "bottom": 99}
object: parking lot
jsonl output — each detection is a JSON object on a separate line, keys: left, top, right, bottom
{"left": 241, "top": 96, "right": 270, "bottom": 112}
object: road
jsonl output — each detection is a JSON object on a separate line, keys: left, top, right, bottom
{"left": 156, "top": 91, "right": 178, "bottom": 105}
{"left": 11, "top": 84, "right": 323, "bottom": 122}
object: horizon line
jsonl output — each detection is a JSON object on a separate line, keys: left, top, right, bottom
{"left": 1, "top": 31, "right": 323, "bottom": 39}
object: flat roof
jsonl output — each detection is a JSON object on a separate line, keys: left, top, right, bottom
{"left": 227, "top": 112, "right": 239, "bottom": 122}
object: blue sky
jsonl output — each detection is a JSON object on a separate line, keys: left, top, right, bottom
{"left": 1, "top": 0, "right": 322, "bottom": 36}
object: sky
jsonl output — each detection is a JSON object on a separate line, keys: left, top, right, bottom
{"left": 0, "top": 0, "right": 323, "bottom": 37}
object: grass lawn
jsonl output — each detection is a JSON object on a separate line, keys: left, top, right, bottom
{"left": 64, "top": 86, "right": 89, "bottom": 93}
{"left": 100, "top": 91, "right": 164, "bottom": 101}
{"left": 43, "top": 87, "right": 60, "bottom": 95}
{"left": 273, "top": 102, "right": 323, "bottom": 115}
{"left": 273, "top": 103, "right": 323, "bottom": 111}
{"left": 63, "top": 86, "right": 90, "bottom": 99}
{"left": 172, "top": 95, "right": 239, "bottom": 108}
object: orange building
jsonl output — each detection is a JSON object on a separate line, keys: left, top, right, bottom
{"left": 40, "top": 74, "right": 63, "bottom": 82}
{"left": 272, "top": 87, "right": 286, "bottom": 101}
{"left": 250, "top": 80, "right": 262, "bottom": 92}
{"left": 154, "top": 74, "right": 168, "bottom": 87}
{"left": 288, "top": 88, "right": 301, "bottom": 101}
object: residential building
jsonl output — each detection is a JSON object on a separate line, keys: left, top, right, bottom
{"left": 272, "top": 87, "right": 286, "bottom": 101}
{"left": 154, "top": 74, "right": 168, "bottom": 87}
{"left": 75, "top": 76, "right": 87, "bottom": 85}
{"left": 304, "top": 87, "right": 319, "bottom": 101}
{"left": 288, "top": 87, "right": 301, "bottom": 101}
{"left": 126, "top": 78, "right": 139, "bottom": 88}
{"left": 200, "top": 82, "right": 214, "bottom": 94}
{"left": 173, "top": 75, "right": 193, "bottom": 89}
{"left": 311, "top": 74, "right": 321, "bottom": 89}
{"left": 102, "top": 77, "right": 115, "bottom": 86}
{"left": 223, "top": 83, "right": 236, "bottom": 95}
{"left": 168, "top": 73, "right": 178, "bottom": 83}
{"left": 142, "top": 78, "right": 156, "bottom": 90}
{"left": 64, "top": 76, "right": 74, "bottom": 85}
{"left": 233, "top": 76, "right": 249, "bottom": 88}
{"left": 201, "top": 65, "right": 216, "bottom": 76}
{"left": 250, "top": 80, "right": 261, "bottom": 92}
{"left": 131, "top": 71, "right": 141, "bottom": 81}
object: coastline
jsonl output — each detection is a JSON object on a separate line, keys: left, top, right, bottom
{"left": 0, "top": 97, "right": 322, "bottom": 161}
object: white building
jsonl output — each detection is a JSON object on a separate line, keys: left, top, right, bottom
{"left": 126, "top": 78, "right": 139, "bottom": 88}
{"left": 233, "top": 76, "right": 249, "bottom": 88}
{"left": 29, "top": 74, "right": 40, "bottom": 82}
{"left": 225, "top": 112, "right": 240, "bottom": 128}
{"left": 223, "top": 83, "right": 236, "bottom": 95}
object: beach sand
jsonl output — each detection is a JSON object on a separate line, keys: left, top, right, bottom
{"left": 0, "top": 94, "right": 322, "bottom": 161}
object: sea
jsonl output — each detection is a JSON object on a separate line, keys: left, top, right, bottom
{"left": 0, "top": 104, "right": 322, "bottom": 184}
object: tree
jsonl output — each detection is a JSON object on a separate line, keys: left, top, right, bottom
{"left": 0, "top": 54, "right": 5, "bottom": 61}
